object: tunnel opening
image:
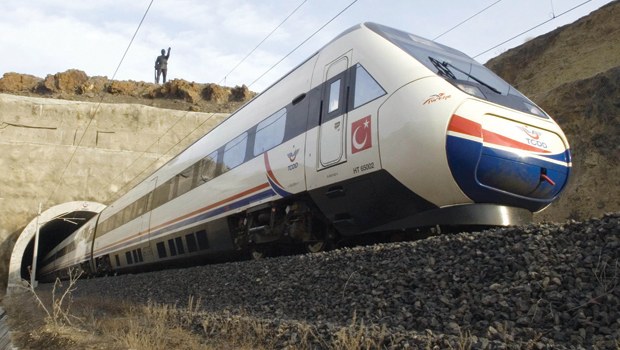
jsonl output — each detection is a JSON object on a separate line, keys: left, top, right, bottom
{"left": 20, "top": 210, "right": 97, "bottom": 281}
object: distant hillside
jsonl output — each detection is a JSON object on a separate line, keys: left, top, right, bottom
{"left": 486, "top": 0, "right": 620, "bottom": 221}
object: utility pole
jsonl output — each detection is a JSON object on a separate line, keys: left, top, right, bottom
{"left": 30, "top": 203, "right": 42, "bottom": 288}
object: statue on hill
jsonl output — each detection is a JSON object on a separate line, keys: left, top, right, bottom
{"left": 155, "top": 47, "right": 171, "bottom": 84}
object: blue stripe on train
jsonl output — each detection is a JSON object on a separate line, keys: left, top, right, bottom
{"left": 148, "top": 188, "right": 276, "bottom": 240}
{"left": 97, "top": 188, "right": 276, "bottom": 256}
{"left": 446, "top": 135, "right": 570, "bottom": 212}
{"left": 481, "top": 147, "right": 570, "bottom": 174}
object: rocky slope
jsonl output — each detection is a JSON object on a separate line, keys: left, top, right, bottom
{"left": 485, "top": 0, "right": 620, "bottom": 221}
{"left": 43, "top": 213, "right": 619, "bottom": 349}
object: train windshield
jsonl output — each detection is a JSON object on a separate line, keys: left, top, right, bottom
{"left": 365, "top": 23, "right": 548, "bottom": 118}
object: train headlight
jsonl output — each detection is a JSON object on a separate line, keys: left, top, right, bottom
{"left": 455, "top": 82, "right": 486, "bottom": 99}
{"left": 523, "top": 101, "right": 548, "bottom": 118}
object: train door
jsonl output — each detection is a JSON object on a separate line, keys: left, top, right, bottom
{"left": 317, "top": 51, "right": 351, "bottom": 170}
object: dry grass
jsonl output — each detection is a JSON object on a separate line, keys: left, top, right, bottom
{"left": 4, "top": 291, "right": 210, "bottom": 350}
{"left": 5, "top": 279, "right": 606, "bottom": 349}
{"left": 331, "top": 312, "right": 390, "bottom": 349}
{"left": 3, "top": 276, "right": 572, "bottom": 349}
{"left": 3, "top": 285, "right": 411, "bottom": 350}
{"left": 102, "top": 302, "right": 206, "bottom": 350}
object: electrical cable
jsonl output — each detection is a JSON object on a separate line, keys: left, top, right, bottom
{"left": 218, "top": 0, "right": 308, "bottom": 86}
{"left": 473, "top": 0, "right": 592, "bottom": 59}
{"left": 433, "top": 0, "right": 503, "bottom": 40}
{"left": 45, "top": 0, "right": 155, "bottom": 206}
{"left": 248, "top": 0, "right": 359, "bottom": 88}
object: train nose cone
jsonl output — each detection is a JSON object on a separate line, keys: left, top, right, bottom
{"left": 446, "top": 107, "right": 571, "bottom": 212}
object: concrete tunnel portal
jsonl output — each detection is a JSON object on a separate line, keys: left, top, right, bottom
{"left": 7, "top": 201, "right": 105, "bottom": 294}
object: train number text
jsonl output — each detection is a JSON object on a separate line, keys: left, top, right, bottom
{"left": 353, "top": 162, "right": 374, "bottom": 174}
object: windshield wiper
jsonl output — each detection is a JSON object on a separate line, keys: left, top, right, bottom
{"left": 429, "top": 56, "right": 456, "bottom": 79}
{"left": 443, "top": 61, "right": 501, "bottom": 94}
{"left": 428, "top": 56, "right": 501, "bottom": 95}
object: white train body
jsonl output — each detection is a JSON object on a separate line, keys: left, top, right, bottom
{"left": 40, "top": 23, "right": 571, "bottom": 280}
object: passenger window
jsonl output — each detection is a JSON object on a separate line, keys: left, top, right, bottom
{"left": 99, "top": 220, "right": 108, "bottom": 235}
{"left": 168, "top": 177, "right": 178, "bottom": 200}
{"left": 196, "top": 230, "right": 209, "bottom": 250}
{"left": 353, "top": 64, "right": 385, "bottom": 108}
{"left": 175, "top": 237, "right": 185, "bottom": 254}
{"left": 153, "top": 181, "right": 170, "bottom": 209}
{"left": 135, "top": 196, "right": 145, "bottom": 217}
{"left": 254, "top": 108, "right": 286, "bottom": 156}
{"left": 156, "top": 242, "right": 167, "bottom": 258}
{"left": 126, "top": 251, "right": 133, "bottom": 265}
{"left": 177, "top": 166, "right": 194, "bottom": 197}
{"left": 111, "top": 214, "right": 121, "bottom": 232}
{"left": 222, "top": 133, "right": 247, "bottom": 172}
{"left": 186, "top": 233, "right": 198, "bottom": 252}
{"left": 200, "top": 151, "right": 218, "bottom": 183}
{"left": 130, "top": 202, "right": 139, "bottom": 221}
{"left": 168, "top": 239, "right": 177, "bottom": 256}
{"left": 328, "top": 79, "right": 341, "bottom": 113}
{"left": 122, "top": 206, "right": 132, "bottom": 226}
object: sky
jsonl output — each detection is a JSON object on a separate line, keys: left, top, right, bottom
{"left": 0, "top": 0, "right": 614, "bottom": 92}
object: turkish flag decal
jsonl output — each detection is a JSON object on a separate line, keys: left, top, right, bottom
{"left": 351, "top": 115, "right": 372, "bottom": 154}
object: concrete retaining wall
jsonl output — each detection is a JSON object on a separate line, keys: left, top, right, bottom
{"left": 0, "top": 93, "right": 229, "bottom": 292}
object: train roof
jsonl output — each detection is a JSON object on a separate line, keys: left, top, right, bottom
{"left": 363, "top": 22, "right": 470, "bottom": 59}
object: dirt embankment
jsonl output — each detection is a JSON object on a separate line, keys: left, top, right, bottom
{"left": 0, "top": 69, "right": 255, "bottom": 114}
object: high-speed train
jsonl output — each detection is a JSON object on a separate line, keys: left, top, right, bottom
{"left": 39, "top": 22, "right": 571, "bottom": 281}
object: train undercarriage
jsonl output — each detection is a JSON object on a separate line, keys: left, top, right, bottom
{"left": 228, "top": 196, "right": 338, "bottom": 259}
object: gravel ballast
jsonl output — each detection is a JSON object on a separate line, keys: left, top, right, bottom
{"left": 60, "top": 213, "right": 619, "bottom": 349}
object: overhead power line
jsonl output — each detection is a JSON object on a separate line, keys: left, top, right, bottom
{"left": 219, "top": 0, "right": 308, "bottom": 86}
{"left": 473, "top": 0, "right": 592, "bottom": 59}
{"left": 46, "top": 0, "right": 155, "bottom": 206}
{"left": 249, "top": 0, "right": 359, "bottom": 88}
{"left": 433, "top": 0, "right": 503, "bottom": 40}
